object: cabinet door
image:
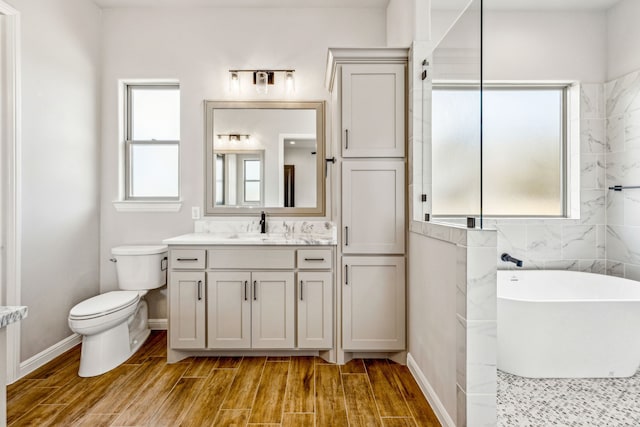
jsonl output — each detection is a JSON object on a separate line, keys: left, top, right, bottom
{"left": 341, "top": 63, "right": 405, "bottom": 157}
{"left": 342, "top": 160, "right": 405, "bottom": 254}
{"left": 169, "top": 271, "right": 206, "bottom": 349}
{"left": 297, "top": 272, "right": 333, "bottom": 349}
{"left": 251, "top": 271, "right": 295, "bottom": 349}
{"left": 342, "top": 256, "right": 405, "bottom": 351}
{"left": 207, "top": 272, "right": 251, "bottom": 349}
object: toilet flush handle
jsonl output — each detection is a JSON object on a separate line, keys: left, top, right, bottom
{"left": 109, "top": 258, "right": 117, "bottom": 263}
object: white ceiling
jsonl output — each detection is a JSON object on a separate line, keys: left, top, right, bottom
{"left": 92, "top": 0, "right": 389, "bottom": 8}
{"left": 431, "top": 0, "right": 623, "bottom": 11}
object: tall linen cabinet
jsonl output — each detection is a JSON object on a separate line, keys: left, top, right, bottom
{"left": 326, "top": 48, "right": 408, "bottom": 363}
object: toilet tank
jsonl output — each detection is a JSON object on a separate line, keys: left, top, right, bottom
{"left": 111, "top": 245, "right": 168, "bottom": 290}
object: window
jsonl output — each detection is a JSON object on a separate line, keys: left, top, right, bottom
{"left": 432, "top": 85, "right": 566, "bottom": 217}
{"left": 125, "top": 84, "right": 180, "bottom": 200}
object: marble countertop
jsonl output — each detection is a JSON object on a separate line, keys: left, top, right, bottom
{"left": 0, "top": 306, "right": 28, "bottom": 328}
{"left": 163, "top": 232, "right": 337, "bottom": 246}
{"left": 165, "top": 220, "right": 337, "bottom": 246}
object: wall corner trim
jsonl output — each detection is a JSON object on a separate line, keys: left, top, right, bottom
{"left": 16, "top": 334, "right": 82, "bottom": 382}
{"left": 407, "top": 352, "right": 456, "bottom": 427}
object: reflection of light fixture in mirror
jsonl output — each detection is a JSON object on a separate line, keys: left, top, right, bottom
{"left": 285, "top": 71, "right": 295, "bottom": 94}
{"left": 217, "top": 133, "right": 250, "bottom": 142}
{"left": 229, "top": 71, "right": 240, "bottom": 93}
{"left": 227, "top": 69, "right": 295, "bottom": 95}
{"left": 254, "top": 71, "right": 270, "bottom": 94}
{"left": 289, "top": 141, "right": 296, "bottom": 145}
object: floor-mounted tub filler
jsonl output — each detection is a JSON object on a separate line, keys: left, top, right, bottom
{"left": 498, "top": 270, "right": 640, "bottom": 378}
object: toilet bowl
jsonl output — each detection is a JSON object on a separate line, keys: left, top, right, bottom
{"left": 68, "top": 245, "right": 167, "bottom": 377}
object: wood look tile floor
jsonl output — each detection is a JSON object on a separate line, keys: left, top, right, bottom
{"left": 7, "top": 331, "right": 440, "bottom": 426}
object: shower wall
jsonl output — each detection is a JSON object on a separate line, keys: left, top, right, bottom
{"left": 605, "top": 70, "right": 640, "bottom": 280}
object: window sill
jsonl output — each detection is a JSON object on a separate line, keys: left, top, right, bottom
{"left": 113, "top": 200, "right": 182, "bottom": 213}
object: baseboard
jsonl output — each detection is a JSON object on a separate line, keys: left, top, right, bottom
{"left": 148, "top": 318, "right": 167, "bottom": 330}
{"left": 407, "top": 352, "right": 456, "bottom": 427}
{"left": 17, "top": 334, "right": 82, "bottom": 381}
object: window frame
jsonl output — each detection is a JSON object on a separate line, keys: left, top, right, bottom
{"left": 431, "top": 83, "right": 569, "bottom": 218}
{"left": 124, "top": 83, "right": 180, "bottom": 201}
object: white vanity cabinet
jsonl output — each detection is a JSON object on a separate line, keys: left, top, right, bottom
{"left": 341, "top": 63, "right": 405, "bottom": 158}
{"left": 342, "top": 160, "right": 405, "bottom": 254}
{"left": 169, "top": 271, "right": 206, "bottom": 349}
{"left": 167, "top": 244, "right": 334, "bottom": 359}
{"left": 342, "top": 256, "right": 405, "bottom": 351}
{"left": 207, "top": 271, "right": 294, "bottom": 349}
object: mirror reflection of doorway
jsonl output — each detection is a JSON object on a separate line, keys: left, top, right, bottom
{"left": 284, "top": 165, "right": 295, "bottom": 207}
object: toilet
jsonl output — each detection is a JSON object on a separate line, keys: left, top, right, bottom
{"left": 68, "top": 245, "right": 168, "bottom": 377}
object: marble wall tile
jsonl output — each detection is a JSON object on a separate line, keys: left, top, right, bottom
{"left": 526, "top": 225, "right": 562, "bottom": 260}
{"left": 625, "top": 264, "right": 640, "bottom": 281}
{"left": 580, "top": 119, "right": 605, "bottom": 153}
{"left": 580, "top": 190, "right": 606, "bottom": 225}
{"left": 578, "top": 259, "right": 606, "bottom": 274}
{"left": 581, "top": 84, "right": 604, "bottom": 119}
{"left": 606, "top": 190, "right": 624, "bottom": 226}
{"left": 466, "top": 393, "right": 498, "bottom": 427}
{"left": 457, "top": 386, "right": 467, "bottom": 427}
{"left": 466, "top": 247, "right": 497, "bottom": 321}
{"left": 465, "top": 320, "right": 497, "bottom": 395}
{"left": 606, "top": 260, "right": 625, "bottom": 277}
{"left": 624, "top": 191, "right": 640, "bottom": 226}
{"left": 580, "top": 154, "right": 605, "bottom": 189}
{"left": 544, "top": 259, "right": 580, "bottom": 271}
{"left": 596, "top": 224, "right": 606, "bottom": 259}
{"left": 605, "top": 225, "right": 640, "bottom": 264}
{"left": 456, "top": 246, "right": 468, "bottom": 318}
{"left": 625, "top": 109, "right": 640, "bottom": 150}
{"left": 606, "top": 115, "right": 624, "bottom": 153}
{"left": 605, "top": 70, "right": 640, "bottom": 117}
{"left": 561, "top": 225, "right": 596, "bottom": 260}
{"left": 467, "top": 230, "right": 497, "bottom": 248}
{"left": 456, "top": 314, "right": 467, "bottom": 393}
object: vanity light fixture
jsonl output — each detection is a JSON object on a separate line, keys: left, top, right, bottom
{"left": 217, "top": 133, "right": 251, "bottom": 142}
{"left": 228, "top": 69, "right": 295, "bottom": 95}
{"left": 229, "top": 71, "right": 240, "bottom": 93}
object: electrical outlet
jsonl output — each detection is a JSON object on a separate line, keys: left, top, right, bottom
{"left": 191, "top": 207, "right": 200, "bottom": 219}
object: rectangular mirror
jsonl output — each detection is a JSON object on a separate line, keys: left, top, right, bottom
{"left": 205, "top": 101, "right": 325, "bottom": 216}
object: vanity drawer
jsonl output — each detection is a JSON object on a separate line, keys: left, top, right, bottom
{"left": 170, "top": 249, "right": 206, "bottom": 269}
{"left": 208, "top": 248, "right": 295, "bottom": 270}
{"left": 297, "top": 249, "right": 332, "bottom": 269}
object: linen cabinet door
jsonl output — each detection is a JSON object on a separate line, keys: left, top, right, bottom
{"left": 342, "top": 256, "right": 405, "bottom": 351}
{"left": 297, "top": 271, "right": 333, "bottom": 349}
{"left": 342, "top": 160, "right": 405, "bottom": 254}
{"left": 169, "top": 271, "right": 206, "bottom": 349}
{"left": 251, "top": 271, "right": 295, "bottom": 349}
{"left": 207, "top": 272, "right": 251, "bottom": 349}
{"left": 341, "top": 63, "right": 405, "bottom": 158}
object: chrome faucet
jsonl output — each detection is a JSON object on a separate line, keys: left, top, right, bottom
{"left": 259, "top": 211, "right": 266, "bottom": 234}
{"left": 501, "top": 253, "right": 523, "bottom": 267}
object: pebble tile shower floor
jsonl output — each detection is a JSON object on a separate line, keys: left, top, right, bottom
{"left": 498, "top": 369, "right": 640, "bottom": 426}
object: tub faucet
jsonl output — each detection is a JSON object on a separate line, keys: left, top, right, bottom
{"left": 259, "top": 211, "right": 266, "bottom": 234}
{"left": 501, "top": 253, "right": 523, "bottom": 267}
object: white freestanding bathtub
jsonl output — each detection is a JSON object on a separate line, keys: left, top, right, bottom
{"left": 498, "top": 270, "right": 640, "bottom": 378}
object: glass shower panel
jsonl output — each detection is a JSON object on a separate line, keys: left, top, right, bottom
{"left": 427, "top": 0, "right": 483, "bottom": 224}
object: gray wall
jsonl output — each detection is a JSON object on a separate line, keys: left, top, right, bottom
{"left": 99, "top": 6, "right": 387, "bottom": 319}
{"left": 13, "top": 0, "right": 102, "bottom": 361}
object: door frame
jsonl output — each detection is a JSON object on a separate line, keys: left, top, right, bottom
{"left": 0, "top": 0, "right": 22, "bottom": 384}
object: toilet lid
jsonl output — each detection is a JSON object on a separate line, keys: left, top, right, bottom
{"left": 69, "top": 291, "right": 140, "bottom": 320}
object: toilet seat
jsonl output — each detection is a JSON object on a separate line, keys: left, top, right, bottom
{"left": 69, "top": 291, "right": 140, "bottom": 320}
